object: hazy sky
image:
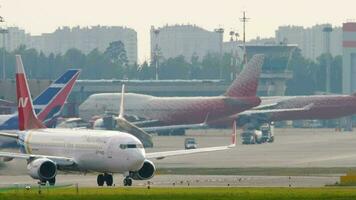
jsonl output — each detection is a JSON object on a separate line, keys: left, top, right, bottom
{"left": 0, "top": 0, "right": 355, "bottom": 62}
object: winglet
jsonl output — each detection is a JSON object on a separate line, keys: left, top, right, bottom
{"left": 229, "top": 120, "right": 237, "bottom": 148}
{"left": 16, "top": 55, "right": 45, "bottom": 130}
{"left": 203, "top": 112, "right": 210, "bottom": 124}
{"left": 118, "top": 84, "right": 125, "bottom": 119}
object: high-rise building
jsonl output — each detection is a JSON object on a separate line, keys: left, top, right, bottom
{"left": 28, "top": 26, "right": 137, "bottom": 64}
{"left": 342, "top": 22, "right": 356, "bottom": 94}
{"left": 0, "top": 27, "right": 30, "bottom": 52}
{"left": 0, "top": 26, "right": 138, "bottom": 64}
{"left": 275, "top": 24, "right": 342, "bottom": 60}
{"left": 150, "top": 25, "right": 223, "bottom": 61}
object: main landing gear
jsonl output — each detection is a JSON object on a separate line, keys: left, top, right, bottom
{"left": 123, "top": 176, "right": 132, "bottom": 186}
{"left": 97, "top": 173, "right": 113, "bottom": 186}
{"left": 96, "top": 173, "right": 133, "bottom": 187}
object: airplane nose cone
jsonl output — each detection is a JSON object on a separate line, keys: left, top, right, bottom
{"left": 130, "top": 150, "right": 145, "bottom": 171}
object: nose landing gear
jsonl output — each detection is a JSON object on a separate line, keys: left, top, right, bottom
{"left": 123, "top": 177, "right": 132, "bottom": 186}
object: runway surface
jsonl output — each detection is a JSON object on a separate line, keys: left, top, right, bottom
{"left": 0, "top": 128, "right": 354, "bottom": 187}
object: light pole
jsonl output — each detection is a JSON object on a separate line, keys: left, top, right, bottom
{"left": 240, "top": 11, "right": 250, "bottom": 65}
{"left": 323, "top": 26, "right": 332, "bottom": 94}
{"left": 153, "top": 29, "right": 160, "bottom": 80}
{"left": 214, "top": 28, "right": 224, "bottom": 79}
{"left": 229, "top": 31, "right": 235, "bottom": 81}
{"left": 0, "top": 16, "right": 7, "bottom": 80}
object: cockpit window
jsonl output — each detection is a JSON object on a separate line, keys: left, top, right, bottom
{"left": 120, "top": 144, "right": 143, "bottom": 149}
{"left": 127, "top": 144, "right": 137, "bottom": 148}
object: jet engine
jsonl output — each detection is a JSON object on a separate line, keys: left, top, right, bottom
{"left": 130, "top": 160, "right": 155, "bottom": 180}
{"left": 27, "top": 158, "right": 57, "bottom": 181}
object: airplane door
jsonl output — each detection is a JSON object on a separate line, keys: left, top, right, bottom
{"left": 107, "top": 140, "right": 114, "bottom": 159}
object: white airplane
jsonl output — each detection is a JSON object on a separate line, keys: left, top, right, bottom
{"left": 0, "top": 55, "right": 236, "bottom": 187}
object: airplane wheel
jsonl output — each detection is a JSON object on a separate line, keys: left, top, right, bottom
{"left": 97, "top": 174, "right": 105, "bottom": 186}
{"left": 39, "top": 180, "right": 46, "bottom": 186}
{"left": 268, "top": 136, "right": 274, "bottom": 143}
{"left": 48, "top": 177, "right": 56, "bottom": 186}
{"left": 123, "top": 177, "right": 132, "bottom": 186}
{"left": 105, "top": 174, "right": 113, "bottom": 186}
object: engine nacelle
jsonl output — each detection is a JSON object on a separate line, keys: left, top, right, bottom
{"left": 27, "top": 158, "right": 57, "bottom": 181}
{"left": 130, "top": 160, "right": 155, "bottom": 180}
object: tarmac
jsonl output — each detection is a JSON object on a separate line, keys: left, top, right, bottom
{"left": 0, "top": 128, "right": 355, "bottom": 187}
{"left": 149, "top": 128, "right": 356, "bottom": 168}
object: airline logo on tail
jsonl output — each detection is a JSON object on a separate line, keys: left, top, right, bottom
{"left": 18, "top": 97, "right": 29, "bottom": 108}
{"left": 16, "top": 55, "right": 45, "bottom": 130}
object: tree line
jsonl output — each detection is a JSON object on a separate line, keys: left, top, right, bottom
{"left": 0, "top": 41, "right": 343, "bottom": 95}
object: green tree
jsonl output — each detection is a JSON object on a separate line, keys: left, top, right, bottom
{"left": 137, "top": 61, "right": 154, "bottom": 80}
{"left": 159, "top": 55, "right": 190, "bottom": 79}
{"left": 201, "top": 53, "right": 221, "bottom": 79}
{"left": 285, "top": 49, "right": 317, "bottom": 95}
{"left": 331, "top": 55, "right": 342, "bottom": 93}
{"left": 104, "top": 41, "right": 128, "bottom": 66}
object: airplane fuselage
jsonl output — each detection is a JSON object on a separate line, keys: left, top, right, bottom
{"left": 214, "top": 94, "right": 356, "bottom": 127}
{"left": 263, "top": 95, "right": 356, "bottom": 121}
{"left": 79, "top": 93, "right": 261, "bottom": 125}
{"left": 18, "top": 128, "right": 145, "bottom": 173}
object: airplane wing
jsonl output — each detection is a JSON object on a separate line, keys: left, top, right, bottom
{"left": 146, "top": 121, "right": 237, "bottom": 160}
{"left": 0, "top": 132, "right": 18, "bottom": 139}
{"left": 146, "top": 145, "right": 233, "bottom": 160}
{"left": 230, "top": 103, "right": 315, "bottom": 124}
{"left": 141, "top": 122, "right": 208, "bottom": 132}
{"left": 239, "top": 103, "right": 314, "bottom": 116}
{"left": 140, "top": 113, "right": 210, "bottom": 132}
{"left": 0, "top": 151, "right": 75, "bottom": 166}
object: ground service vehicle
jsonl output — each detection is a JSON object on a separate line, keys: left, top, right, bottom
{"left": 184, "top": 138, "right": 197, "bottom": 149}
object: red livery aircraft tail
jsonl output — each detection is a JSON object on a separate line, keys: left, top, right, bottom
{"left": 225, "top": 54, "right": 264, "bottom": 97}
{"left": 16, "top": 55, "right": 45, "bottom": 130}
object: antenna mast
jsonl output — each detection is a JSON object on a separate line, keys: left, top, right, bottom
{"left": 240, "top": 11, "right": 250, "bottom": 64}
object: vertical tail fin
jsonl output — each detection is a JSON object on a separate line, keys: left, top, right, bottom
{"left": 16, "top": 55, "right": 45, "bottom": 130}
{"left": 118, "top": 84, "right": 125, "bottom": 119}
{"left": 34, "top": 69, "right": 80, "bottom": 124}
{"left": 225, "top": 54, "right": 264, "bottom": 97}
